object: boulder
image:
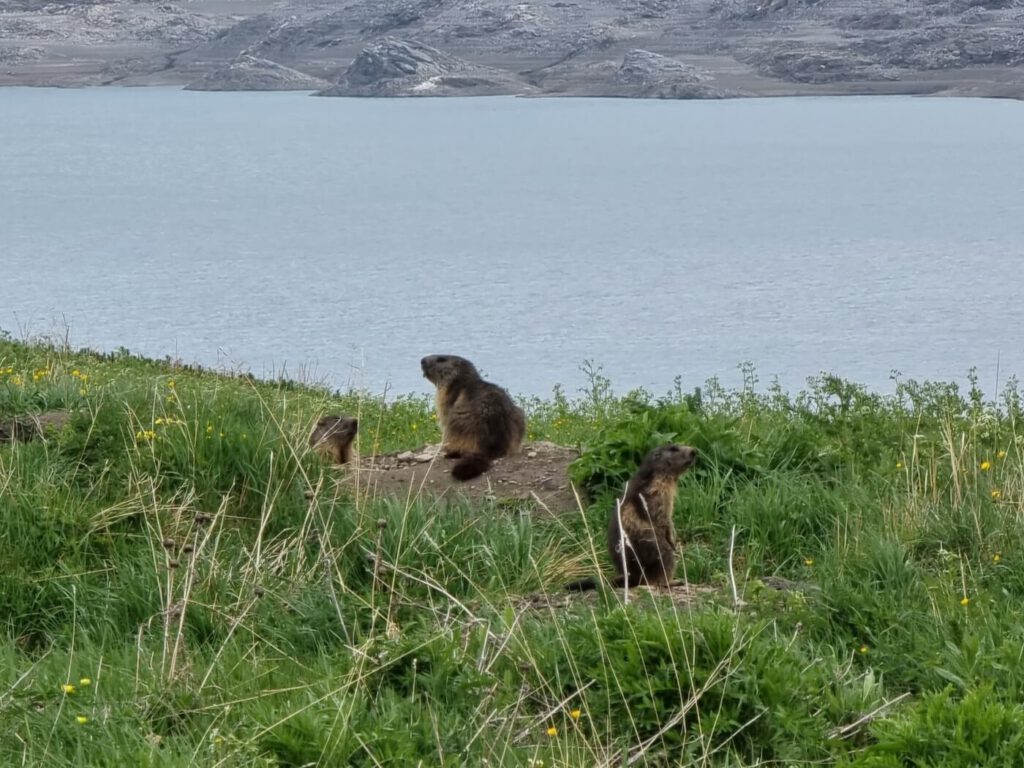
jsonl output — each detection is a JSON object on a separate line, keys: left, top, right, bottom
{"left": 610, "top": 49, "right": 732, "bottom": 98}
{"left": 316, "top": 37, "right": 531, "bottom": 96}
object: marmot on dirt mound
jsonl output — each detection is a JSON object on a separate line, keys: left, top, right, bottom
{"left": 309, "top": 415, "right": 358, "bottom": 465}
{"left": 568, "top": 444, "right": 697, "bottom": 591}
{"left": 420, "top": 354, "right": 526, "bottom": 481}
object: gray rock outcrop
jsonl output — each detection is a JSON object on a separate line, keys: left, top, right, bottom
{"left": 610, "top": 49, "right": 731, "bottom": 98}
{"left": 185, "top": 54, "right": 329, "bottom": 91}
{"left": 537, "top": 49, "right": 734, "bottom": 98}
{"left": 0, "top": 45, "right": 43, "bottom": 63}
{"left": 317, "top": 37, "right": 532, "bottom": 96}
{"left": 747, "top": 43, "right": 900, "bottom": 84}
{"left": 1, "top": 0, "right": 1023, "bottom": 98}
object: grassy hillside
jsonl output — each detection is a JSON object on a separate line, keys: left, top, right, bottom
{"left": 2, "top": 334, "right": 1023, "bottom": 766}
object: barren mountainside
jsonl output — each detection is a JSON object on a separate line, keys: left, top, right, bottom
{"left": 1, "top": 0, "right": 1022, "bottom": 97}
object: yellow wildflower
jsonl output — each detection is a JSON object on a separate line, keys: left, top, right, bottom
{"left": 804, "top": 558, "right": 814, "bottom": 567}
{"left": 858, "top": 645, "right": 868, "bottom": 655}
{"left": 997, "top": 450, "right": 1007, "bottom": 460}
{"left": 155, "top": 417, "right": 165, "bottom": 425}
{"left": 167, "top": 380, "right": 176, "bottom": 389}
{"left": 76, "top": 715, "right": 88, "bottom": 724}
{"left": 993, "top": 553, "right": 1002, "bottom": 563}
{"left": 206, "top": 424, "right": 213, "bottom": 433}
{"left": 79, "top": 388, "right": 88, "bottom": 396}
{"left": 570, "top": 709, "right": 581, "bottom": 720}
{"left": 546, "top": 726, "right": 558, "bottom": 737}
{"left": 79, "top": 677, "right": 91, "bottom": 687}
{"left": 895, "top": 462, "right": 902, "bottom": 469}
{"left": 960, "top": 596, "right": 970, "bottom": 606}
{"left": 981, "top": 461, "right": 992, "bottom": 471}
{"left": 991, "top": 489, "right": 1002, "bottom": 500}
{"left": 61, "top": 683, "right": 75, "bottom": 695}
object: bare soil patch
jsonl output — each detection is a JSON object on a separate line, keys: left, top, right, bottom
{"left": 353, "top": 441, "right": 584, "bottom": 516}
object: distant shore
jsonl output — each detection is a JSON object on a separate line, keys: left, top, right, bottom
{"left": 2, "top": 61, "right": 1022, "bottom": 101}
{"left": 3, "top": 0, "right": 1023, "bottom": 100}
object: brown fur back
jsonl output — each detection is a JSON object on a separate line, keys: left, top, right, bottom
{"left": 421, "top": 355, "right": 526, "bottom": 481}
{"left": 607, "top": 444, "right": 697, "bottom": 588}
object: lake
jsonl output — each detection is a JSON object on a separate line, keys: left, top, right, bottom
{"left": 2, "top": 88, "right": 1023, "bottom": 399}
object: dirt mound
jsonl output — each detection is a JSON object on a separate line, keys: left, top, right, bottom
{"left": 354, "top": 441, "right": 584, "bottom": 515}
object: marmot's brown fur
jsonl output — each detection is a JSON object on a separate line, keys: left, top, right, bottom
{"left": 568, "top": 444, "right": 697, "bottom": 591}
{"left": 420, "top": 354, "right": 526, "bottom": 481}
{"left": 309, "top": 415, "right": 358, "bottom": 465}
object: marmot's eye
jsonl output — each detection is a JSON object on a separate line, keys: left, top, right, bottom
{"left": 668, "top": 445, "right": 679, "bottom": 452}
{"left": 437, "top": 356, "right": 448, "bottom": 363}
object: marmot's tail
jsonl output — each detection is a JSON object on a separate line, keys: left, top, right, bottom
{"left": 565, "top": 575, "right": 628, "bottom": 592}
{"left": 451, "top": 454, "right": 492, "bottom": 481}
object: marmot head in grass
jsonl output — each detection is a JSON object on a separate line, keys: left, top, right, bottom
{"left": 309, "top": 415, "right": 358, "bottom": 465}
{"left": 633, "top": 443, "right": 698, "bottom": 482}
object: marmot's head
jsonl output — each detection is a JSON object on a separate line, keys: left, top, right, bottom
{"left": 641, "top": 444, "right": 697, "bottom": 478}
{"left": 309, "top": 415, "right": 358, "bottom": 448}
{"left": 420, "top": 355, "right": 477, "bottom": 387}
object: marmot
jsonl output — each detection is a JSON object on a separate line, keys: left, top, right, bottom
{"left": 420, "top": 354, "right": 526, "bottom": 481}
{"left": 309, "top": 415, "right": 358, "bottom": 465}
{"left": 568, "top": 444, "right": 697, "bottom": 591}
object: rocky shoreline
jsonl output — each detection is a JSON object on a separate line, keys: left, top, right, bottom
{"left": 2, "top": 0, "right": 1023, "bottom": 99}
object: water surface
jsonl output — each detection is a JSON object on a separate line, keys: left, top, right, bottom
{"left": 3, "top": 88, "right": 1023, "bottom": 397}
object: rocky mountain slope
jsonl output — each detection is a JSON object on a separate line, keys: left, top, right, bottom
{"left": 1, "top": 0, "right": 1022, "bottom": 97}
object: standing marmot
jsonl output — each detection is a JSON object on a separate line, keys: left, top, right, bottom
{"left": 420, "top": 354, "right": 526, "bottom": 481}
{"left": 569, "top": 444, "right": 697, "bottom": 590}
{"left": 309, "top": 415, "right": 358, "bottom": 465}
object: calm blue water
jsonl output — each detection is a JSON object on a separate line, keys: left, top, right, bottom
{"left": 2, "top": 87, "right": 1023, "bottom": 397}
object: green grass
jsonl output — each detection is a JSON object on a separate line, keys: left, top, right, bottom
{"left": 2, "top": 333, "right": 1024, "bottom": 766}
